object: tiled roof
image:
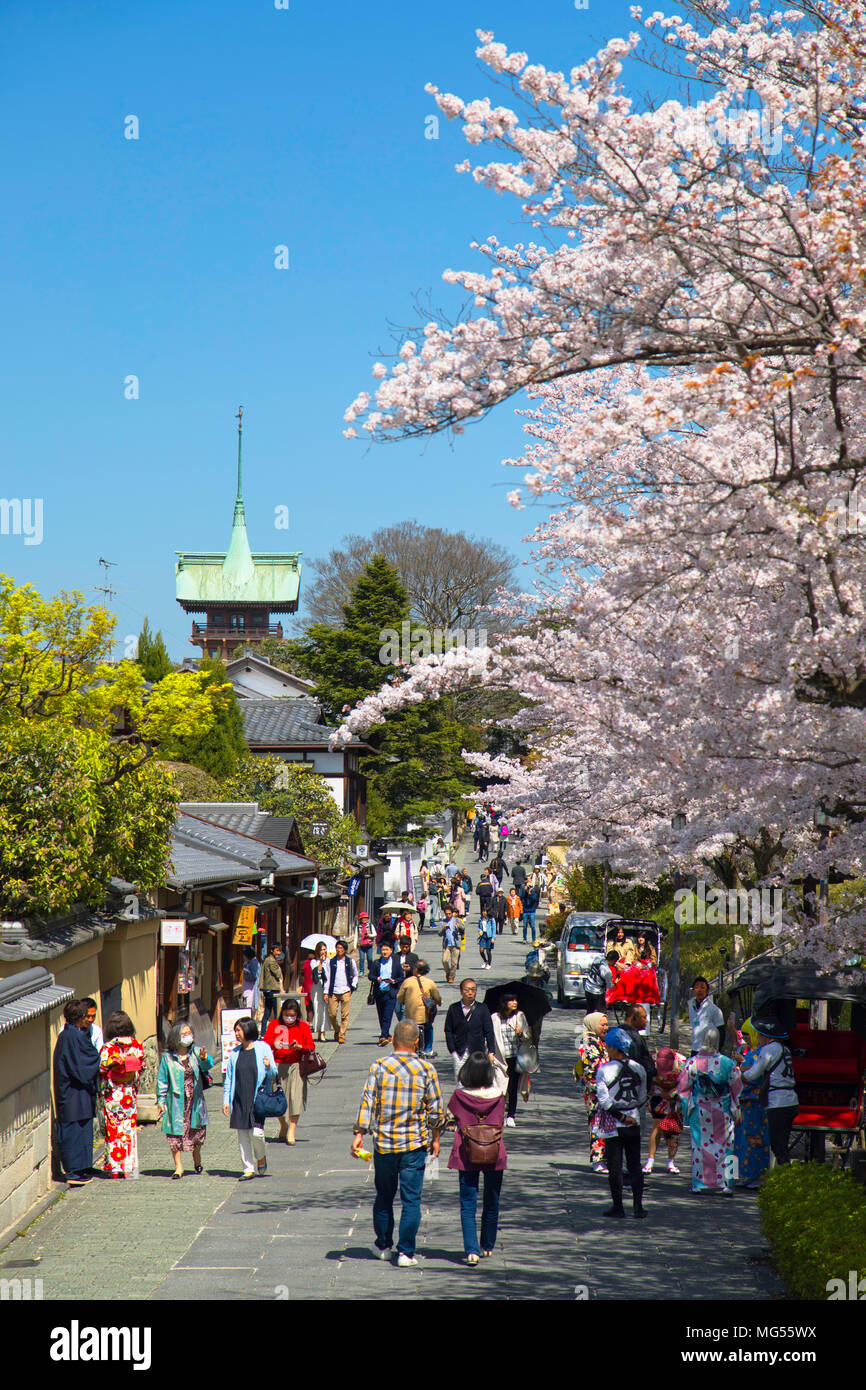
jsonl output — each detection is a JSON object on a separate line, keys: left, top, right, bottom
{"left": 0, "top": 909, "right": 119, "bottom": 963}
{"left": 241, "top": 697, "right": 335, "bottom": 747}
{"left": 169, "top": 811, "right": 314, "bottom": 889}
{"left": 178, "top": 802, "right": 300, "bottom": 851}
{"left": 0, "top": 967, "right": 73, "bottom": 1035}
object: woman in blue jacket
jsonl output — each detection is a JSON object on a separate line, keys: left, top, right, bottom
{"left": 222, "top": 1018, "right": 277, "bottom": 1179}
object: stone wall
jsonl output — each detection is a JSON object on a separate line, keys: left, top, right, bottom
{"left": 0, "top": 1015, "right": 53, "bottom": 1240}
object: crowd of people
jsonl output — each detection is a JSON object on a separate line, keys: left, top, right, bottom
{"left": 575, "top": 980, "right": 799, "bottom": 1216}
{"left": 51, "top": 825, "right": 803, "bottom": 1280}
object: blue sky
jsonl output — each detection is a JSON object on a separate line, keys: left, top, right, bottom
{"left": 1, "top": 0, "right": 672, "bottom": 659}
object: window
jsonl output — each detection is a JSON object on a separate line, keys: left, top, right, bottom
{"left": 568, "top": 927, "right": 605, "bottom": 950}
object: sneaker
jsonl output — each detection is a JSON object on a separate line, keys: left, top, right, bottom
{"left": 603, "top": 1205, "right": 626, "bottom": 1218}
{"left": 633, "top": 1206, "right": 648, "bottom": 1219}
{"left": 667, "top": 1161, "right": 680, "bottom": 1174}
{"left": 505, "top": 1116, "right": 516, "bottom": 1128}
{"left": 465, "top": 1253, "right": 479, "bottom": 1266}
{"left": 373, "top": 1246, "right": 392, "bottom": 1261}
{"left": 240, "top": 1169, "right": 257, "bottom": 1180}
{"left": 67, "top": 1175, "right": 92, "bottom": 1186}
{"left": 643, "top": 1159, "right": 654, "bottom": 1174}
{"left": 396, "top": 1253, "right": 418, "bottom": 1268}
{"left": 593, "top": 1164, "right": 609, "bottom": 1174}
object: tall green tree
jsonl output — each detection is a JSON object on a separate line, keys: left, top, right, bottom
{"left": 283, "top": 556, "right": 476, "bottom": 841}
{"left": 160, "top": 657, "right": 247, "bottom": 780}
{"left": 0, "top": 574, "right": 226, "bottom": 916}
{"left": 136, "top": 617, "right": 172, "bottom": 683}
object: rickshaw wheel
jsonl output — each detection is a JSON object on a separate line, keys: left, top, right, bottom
{"left": 806, "top": 1131, "right": 826, "bottom": 1163}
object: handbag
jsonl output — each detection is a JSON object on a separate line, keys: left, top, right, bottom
{"left": 253, "top": 1072, "right": 288, "bottom": 1122}
{"left": 420, "top": 982, "right": 437, "bottom": 1022}
{"left": 367, "top": 982, "right": 376, "bottom": 1006}
{"left": 595, "top": 1107, "right": 619, "bottom": 1137}
{"left": 515, "top": 1042, "right": 539, "bottom": 1074}
{"left": 299, "top": 1049, "right": 327, "bottom": 1079}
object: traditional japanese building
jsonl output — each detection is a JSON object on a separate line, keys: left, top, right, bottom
{"left": 176, "top": 408, "right": 302, "bottom": 659}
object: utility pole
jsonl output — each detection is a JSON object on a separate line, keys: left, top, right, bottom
{"left": 669, "top": 812, "right": 687, "bottom": 1052}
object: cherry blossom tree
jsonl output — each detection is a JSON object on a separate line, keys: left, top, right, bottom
{"left": 338, "top": 2, "right": 866, "bottom": 973}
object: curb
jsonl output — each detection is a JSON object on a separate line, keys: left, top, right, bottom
{"left": 0, "top": 1184, "right": 68, "bottom": 1258}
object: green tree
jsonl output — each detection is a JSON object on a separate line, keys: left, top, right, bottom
{"left": 0, "top": 574, "right": 226, "bottom": 915}
{"left": 284, "top": 555, "right": 411, "bottom": 719}
{"left": 283, "top": 556, "right": 476, "bottom": 840}
{"left": 160, "top": 657, "right": 247, "bottom": 780}
{"left": 136, "top": 617, "right": 172, "bottom": 682}
{"left": 219, "top": 754, "right": 358, "bottom": 869}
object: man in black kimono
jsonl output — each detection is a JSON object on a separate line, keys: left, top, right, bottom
{"left": 53, "top": 999, "right": 101, "bottom": 1185}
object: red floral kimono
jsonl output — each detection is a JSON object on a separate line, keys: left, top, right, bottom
{"left": 98, "top": 1036, "right": 144, "bottom": 1178}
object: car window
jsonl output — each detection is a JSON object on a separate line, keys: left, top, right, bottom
{"left": 567, "top": 927, "right": 605, "bottom": 949}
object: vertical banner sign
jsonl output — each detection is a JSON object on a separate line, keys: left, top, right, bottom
{"left": 221, "top": 1009, "right": 252, "bottom": 1069}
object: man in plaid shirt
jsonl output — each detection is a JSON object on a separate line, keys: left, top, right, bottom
{"left": 352, "top": 1019, "right": 444, "bottom": 1266}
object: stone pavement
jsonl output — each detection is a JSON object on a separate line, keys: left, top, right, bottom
{"left": 2, "top": 835, "right": 776, "bottom": 1301}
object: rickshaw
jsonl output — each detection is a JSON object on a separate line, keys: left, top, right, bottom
{"left": 728, "top": 957, "right": 866, "bottom": 1164}
{"left": 603, "top": 919, "right": 668, "bottom": 1028}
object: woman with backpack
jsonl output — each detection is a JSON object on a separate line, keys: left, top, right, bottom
{"left": 594, "top": 1027, "right": 649, "bottom": 1217}
{"left": 678, "top": 1027, "right": 743, "bottom": 1193}
{"left": 447, "top": 1051, "right": 507, "bottom": 1264}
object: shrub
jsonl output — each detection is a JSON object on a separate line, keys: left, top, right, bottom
{"left": 758, "top": 1164, "right": 866, "bottom": 1299}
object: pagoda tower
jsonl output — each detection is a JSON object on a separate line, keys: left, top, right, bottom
{"left": 176, "top": 408, "right": 302, "bottom": 660}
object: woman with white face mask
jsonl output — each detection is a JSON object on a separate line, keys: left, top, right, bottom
{"left": 156, "top": 1023, "right": 214, "bottom": 1178}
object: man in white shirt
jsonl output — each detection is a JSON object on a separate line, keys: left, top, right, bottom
{"left": 323, "top": 939, "right": 358, "bottom": 1044}
{"left": 82, "top": 998, "right": 104, "bottom": 1053}
{"left": 688, "top": 978, "right": 724, "bottom": 1053}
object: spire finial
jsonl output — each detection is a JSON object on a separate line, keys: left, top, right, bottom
{"left": 235, "top": 405, "right": 244, "bottom": 504}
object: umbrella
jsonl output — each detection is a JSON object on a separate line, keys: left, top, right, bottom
{"left": 483, "top": 980, "right": 552, "bottom": 1029}
{"left": 380, "top": 901, "right": 420, "bottom": 916}
{"left": 299, "top": 933, "right": 337, "bottom": 953}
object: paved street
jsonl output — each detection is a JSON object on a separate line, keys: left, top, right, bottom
{"left": 2, "top": 840, "right": 778, "bottom": 1301}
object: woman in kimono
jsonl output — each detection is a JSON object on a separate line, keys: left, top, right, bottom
{"left": 678, "top": 1027, "right": 742, "bottom": 1193}
{"left": 576, "top": 1013, "right": 609, "bottom": 1171}
{"left": 731, "top": 1017, "right": 772, "bottom": 1186}
{"left": 302, "top": 941, "right": 329, "bottom": 1041}
{"left": 98, "top": 1011, "right": 144, "bottom": 1179}
{"left": 156, "top": 1022, "right": 214, "bottom": 1178}
{"left": 643, "top": 1047, "right": 687, "bottom": 1174}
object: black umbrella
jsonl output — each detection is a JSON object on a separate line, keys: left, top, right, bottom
{"left": 483, "top": 980, "right": 552, "bottom": 1029}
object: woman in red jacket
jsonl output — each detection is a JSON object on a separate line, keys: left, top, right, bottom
{"left": 263, "top": 998, "right": 316, "bottom": 1144}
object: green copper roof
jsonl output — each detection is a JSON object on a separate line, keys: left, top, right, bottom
{"left": 175, "top": 408, "right": 302, "bottom": 611}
